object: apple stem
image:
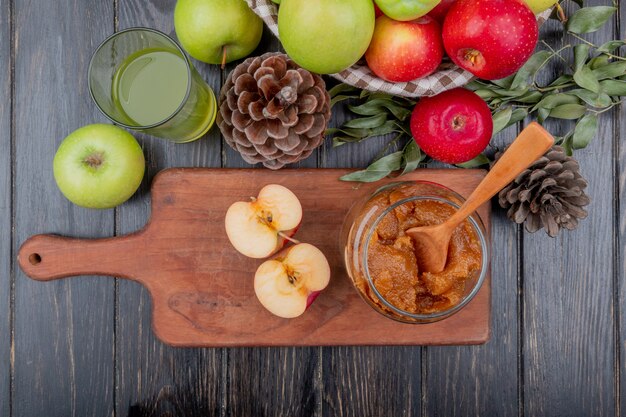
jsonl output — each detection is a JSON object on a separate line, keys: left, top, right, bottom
{"left": 83, "top": 152, "right": 105, "bottom": 169}
{"left": 278, "top": 231, "right": 301, "bottom": 245}
{"left": 221, "top": 46, "right": 227, "bottom": 70}
{"left": 555, "top": 3, "right": 567, "bottom": 23}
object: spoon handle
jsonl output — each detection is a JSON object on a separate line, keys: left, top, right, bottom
{"left": 448, "top": 122, "right": 555, "bottom": 227}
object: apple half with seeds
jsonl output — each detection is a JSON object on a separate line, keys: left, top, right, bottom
{"left": 225, "top": 184, "right": 302, "bottom": 259}
{"left": 254, "top": 243, "right": 331, "bottom": 318}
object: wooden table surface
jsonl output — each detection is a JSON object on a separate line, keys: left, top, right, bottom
{"left": 1, "top": 0, "right": 624, "bottom": 416}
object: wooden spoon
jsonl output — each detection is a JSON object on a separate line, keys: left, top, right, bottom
{"left": 406, "top": 122, "right": 555, "bottom": 273}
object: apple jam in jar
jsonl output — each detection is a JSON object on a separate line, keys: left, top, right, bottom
{"left": 341, "top": 181, "right": 489, "bottom": 323}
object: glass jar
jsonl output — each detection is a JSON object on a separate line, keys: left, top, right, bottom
{"left": 341, "top": 181, "right": 489, "bottom": 323}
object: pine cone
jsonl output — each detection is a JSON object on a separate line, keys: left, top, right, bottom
{"left": 497, "top": 146, "right": 590, "bottom": 237}
{"left": 217, "top": 52, "right": 331, "bottom": 169}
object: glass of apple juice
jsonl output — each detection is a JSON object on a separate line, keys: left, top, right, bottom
{"left": 88, "top": 27, "right": 217, "bottom": 143}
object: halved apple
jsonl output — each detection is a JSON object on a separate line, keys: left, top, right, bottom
{"left": 254, "top": 243, "right": 331, "bottom": 318}
{"left": 225, "top": 184, "right": 302, "bottom": 258}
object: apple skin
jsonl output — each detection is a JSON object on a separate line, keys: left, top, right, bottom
{"left": 174, "top": 0, "right": 263, "bottom": 65}
{"left": 374, "top": 2, "right": 384, "bottom": 17}
{"left": 442, "top": 0, "right": 538, "bottom": 80}
{"left": 306, "top": 291, "right": 322, "bottom": 308}
{"left": 374, "top": 0, "right": 441, "bottom": 21}
{"left": 53, "top": 124, "right": 145, "bottom": 209}
{"left": 522, "top": 0, "right": 557, "bottom": 13}
{"left": 428, "top": 0, "right": 456, "bottom": 22}
{"left": 410, "top": 88, "right": 493, "bottom": 164}
{"left": 366, "top": 15, "right": 443, "bottom": 82}
{"left": 278, "top": 0, "right": 375, "bottom": 74}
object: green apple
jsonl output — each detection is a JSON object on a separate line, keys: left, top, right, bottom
{"left": 278, "top": 0, "right": 375, "bottom": 74}
{"left": 53, "top": 124, "right": 145, "bottom": 209}
{"left": 374, "top": 0, "right": 441, "bottom": 21}
{"left": 174, "top": 0, "right": 263, "bottom": 65}
{"left": 522, "top": 0, "right": 557, "bottom": 14}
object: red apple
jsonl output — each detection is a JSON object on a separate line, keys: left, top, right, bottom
{"left": 442, "top": 0, "right": 538, "bottom": 80}
{"left": 428, "top": 0, "right": 457, "bottom": 22}
{"left": 374, "top": 2, "right": 383, "bottom": 17}
{"left": 365, "top": 15, "right": 443, "bottom": 82}
{"left": 254, "top": 243, "right": 331, "bottom": 318}
{"left": 410, "top": 88, "right": 493, "bottom": 164}
{"left": 225, "top": 184, "right": 302, "bottom": 259}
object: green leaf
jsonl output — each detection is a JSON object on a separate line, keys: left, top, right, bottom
{"left": 515, "top": 91, "right": 543, "bottom": 104}
{"left": 474, "top": 89, "right": 503, "bottom": 100}
{"left": 566, "top": 6, "right": 616, "bottom": 34}
{"left": 548, "top": 74, "right": 573, "bottom": 87}
{"left": 401, "top": 141, "right": 422, "bottom": 175}
{"left": 573, "top": 66, "right": 600, "bottom": 93}
{"left": 347, "top": 99, "right": 388, "bottom": 116}
{"left": 572, "top": 114, "right": 598, "bottom": 149}
{"left": 490, "top": 74, "right": 516, "bottom": 89}
{"left": 538, "top": 107, "right": 550, "bottom": 124}
{"left": 328, "top": 83, "right": 358, "bottom": 98}
{"left": 343, "top": 113, "right": 387, "bottom": 129}
{"left": 531, "top": 93, "right": 580, "bottom": 112}
{"left": 569, "top": 89, "right": 613, "bottom": 107}
{"left": 379, "top": 101, "right": 413, "bottom": 120}
{"left": 573, "top": 44, "right": 590, "bottom": 72}
{"left": 592, "top": 61, "right": 626, "bottom": 80}
{"left": 511, "top": 50, "right": 553, "bottom": 90}
{"left": 330, "top": 95, "right": 354, "bottom": 107}
{"left": 492, "top": 108, "right": 512, "bottom": 135}
{"left": 508, "top": 108, "right": 529, "bottom": 126}
{"left": 599, "top": 79, "right": 626, "bottom": 95}
{"left": 465, "top": 80, "right": 489, "bottom": 90}
{"left": 589, "top": 55, "right": 611, "bottom": 70}
{"left": 340, "top": 151, "right": 403, "bottom": 182}
{"left": 456, "top": 154, "right": 491, "bottom": 168}
{"left": 561, "top": 133, "right": 574, "bottom": 156}
{"left": 597, "top": 40, "right": 626, "bottom": 53}
{"left": 549, "top": 104, "right": 587, "bottom": 119}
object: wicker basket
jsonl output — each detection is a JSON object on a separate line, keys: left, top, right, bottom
{"left": 246, "top": 0, "right": 551, "bottom": 98}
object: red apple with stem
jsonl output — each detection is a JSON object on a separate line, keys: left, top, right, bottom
{"left": 428, "top": 0, "right": 457, "bottom": 22}
{"left": 442, "top": 0, "right": 538, "bottom": 80}
{"left": 410, "top": 88, "right": 493, "bottom": 164}
{"left": 365, "top": 15, "right": 443, "bottom": 82}
{"left": 254, "top": 243, "right": 331, "bottom": 318}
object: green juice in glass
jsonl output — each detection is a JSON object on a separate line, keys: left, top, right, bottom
{"left": 111, "top": 47, "right": 216, "bottom": 142}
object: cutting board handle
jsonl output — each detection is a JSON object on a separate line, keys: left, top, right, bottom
{"left": 18, "top": 234, "right": 143, "bottom": 281}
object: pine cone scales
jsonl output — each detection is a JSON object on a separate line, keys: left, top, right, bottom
{"left": 498, "top": 146, "right": 590, "bottom": 237}
{"left": 218, "top": 52, "right": 331, "bottom": 169}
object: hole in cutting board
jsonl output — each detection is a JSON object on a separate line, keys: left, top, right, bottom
{"left": 28, "top": 253, "right": 41, "bottom": 265}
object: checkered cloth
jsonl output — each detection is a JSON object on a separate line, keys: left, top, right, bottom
{"left": 246, "top": 0, "right": 551, "bottom": 98}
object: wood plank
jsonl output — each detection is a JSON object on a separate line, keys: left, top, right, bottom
{"left": 11, "top": 0, "right": 115, "bottom": 416}
{"left": 0, "top": 0, "right": 11, "bottom": 414}
{"left": 224, "top": 347, "right": 319, "bottom": 417}
{"left": 524, "top": 7, "right": 616, "bottom": 416}
{"left": 424, "top": 128, "right": 521, "bottom": 416}
{"left": 320, "top": 101, "right": 421, "bottom": 416}
{"left": 618, "top": 3, "right": 626, "bottom": 414}
{"left": 114, "top": 1, "right": 223, "bottom": 415}
{"left": 322, "top": 346, "right": 421, "bottom": 417}
{"left": 222, "top": 30, "right": 320, "bottom": 417}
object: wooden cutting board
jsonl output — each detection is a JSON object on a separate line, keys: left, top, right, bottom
{"left": 18, "top": 168, "right": 491, "bottom": 347}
